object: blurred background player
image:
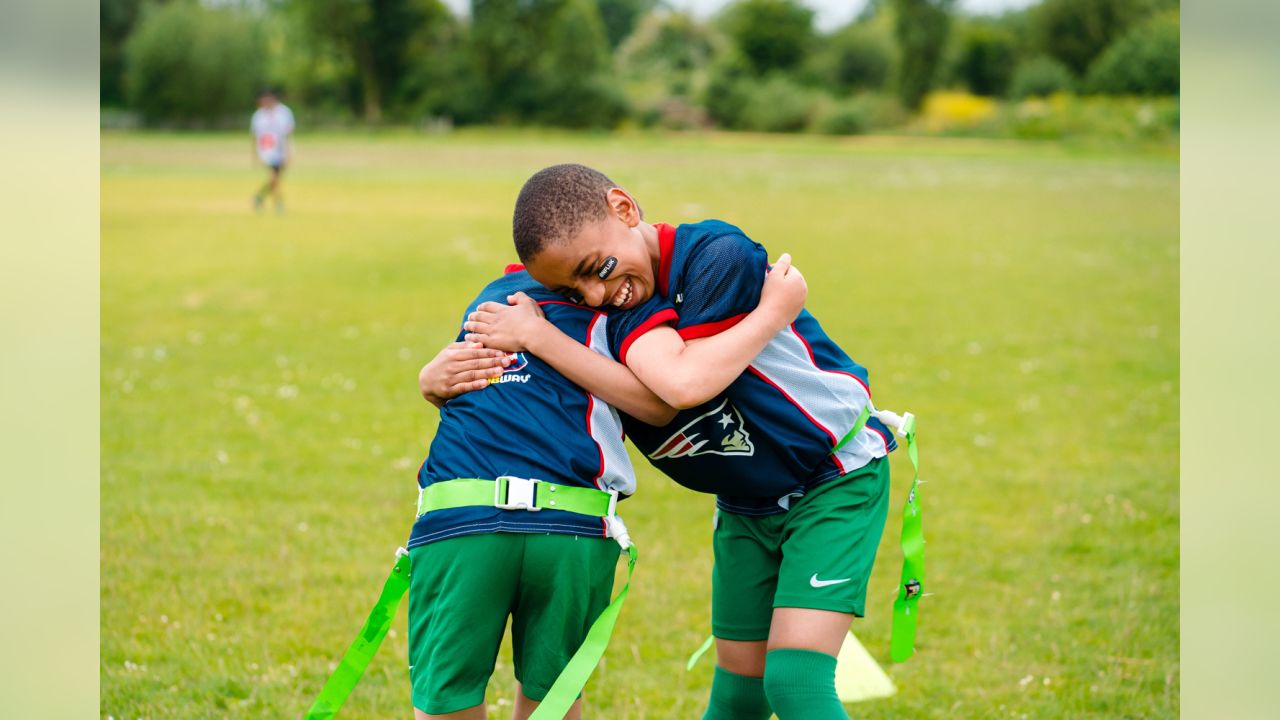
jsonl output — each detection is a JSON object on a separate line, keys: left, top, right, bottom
{"left": 250, "top": 89, "right": 294, "bottom": 213}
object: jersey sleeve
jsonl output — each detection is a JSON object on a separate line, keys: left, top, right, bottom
{"left": 674, "top": 232, "right": 768, "bottom": 340}
{"left": 605, "top": 295, "right": 678, "bottom": 365}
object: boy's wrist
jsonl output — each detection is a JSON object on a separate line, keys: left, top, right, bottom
{"left": 520, "top": 316, "right": 555, "bottom": 355}
{"left": 753, "top": 302, "right": 789, "bottom": 330}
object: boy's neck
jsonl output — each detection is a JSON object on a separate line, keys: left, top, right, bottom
{"left": 638, "top": 221, "right": 661, "bottom": 274}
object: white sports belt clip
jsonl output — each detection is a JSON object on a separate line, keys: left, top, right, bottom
{"left": 495, "top": 475, "right": 541, "bottom": 511}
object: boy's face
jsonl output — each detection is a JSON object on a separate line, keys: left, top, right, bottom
{"left": 526, "top": 190, "right": 656, "bottom": 310}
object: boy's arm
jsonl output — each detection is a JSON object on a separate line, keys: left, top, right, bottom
{"left": 465, "top": 295, "right": 678, "bottom": 426}
{"left": 417, "top": 341, "right": 511, "bottom": 409}
{"left": 617, "top": 253, "right": 806, "bottom": 409}
{"left": 467, "top": 254, "right": 807, "bottom": 412}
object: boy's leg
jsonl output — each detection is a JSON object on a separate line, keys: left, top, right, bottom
{"left": 408, "top": 534, "right": 521, "bottom": 716}
{"left": 512, "top": 683, "right": 583, "bottom": 720}
{"left": 763, "top": 457, "right": 892, "bottom": 720}
{"left": 416, "top": 706, "right": 485, "bottom": 720}
{"left": 254, "top": 165, "right": 282, "bottom": 207}
{"left": 508, "top": 533, "right": 619, "bottom": 715}
{"left": 268, "top": 164, "right": 284, "bottom": 210}
{"left": 705, "top": 510, "right": 783, "bottom": 720}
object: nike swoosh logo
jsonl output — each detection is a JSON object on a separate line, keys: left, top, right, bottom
{"left": 810, "top": 574, "right": 852, "bottom": 588}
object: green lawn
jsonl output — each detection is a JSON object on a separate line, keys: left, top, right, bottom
{"left": 101, "top": 129, "right": 1178, "bottom": 719}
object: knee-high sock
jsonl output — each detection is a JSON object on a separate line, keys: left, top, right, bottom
{"left": 702, "top": 666, "right": 772, "bottom": 720}
{"left": 763, "top": 648, "right": 847, "bottom": 720}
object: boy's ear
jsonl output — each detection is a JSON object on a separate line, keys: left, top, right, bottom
{"left": 606, "top": 188, "right": 641, "bottom": 227}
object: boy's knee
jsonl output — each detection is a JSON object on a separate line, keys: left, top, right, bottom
{"left": 763, "top": 648, "right": 846, "bottom": 720}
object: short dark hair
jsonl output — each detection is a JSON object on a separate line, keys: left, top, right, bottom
{"left": 513, "top": 164, "right": 616, "bottom": 262}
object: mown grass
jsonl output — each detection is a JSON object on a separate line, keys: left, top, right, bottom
{"left": 101, "top": 129, "right": 1178, "bottom": 719}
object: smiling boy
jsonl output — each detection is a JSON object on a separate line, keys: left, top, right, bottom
{"left": 409, "top": 255, "right": 807, "bottom": 720}
{"left": 459, "top": 164, "right": 898, "bottom": 720}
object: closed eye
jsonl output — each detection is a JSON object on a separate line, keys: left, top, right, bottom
{"left": 555, "top": 287, "right": 584, "bottom": 304}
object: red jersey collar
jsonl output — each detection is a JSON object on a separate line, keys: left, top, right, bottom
{"left": 654, "top": 223, "right": 676, "bottom": 298}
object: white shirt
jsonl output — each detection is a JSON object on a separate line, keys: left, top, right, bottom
{"left": 251, "top": 104, "right": 295, "bottom": 165}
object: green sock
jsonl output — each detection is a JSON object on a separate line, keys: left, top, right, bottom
{"left": 702, "top": 666, "right": 772, "bottom": 720}
{"left": 763, "top": 648, "right": 847, "bottom": 720}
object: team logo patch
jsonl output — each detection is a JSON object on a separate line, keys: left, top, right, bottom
{"left": 488, "top": 352, "right": 532, "bottom": 385}
{"left": 649, "top": 398, "right": 754, "bottom": 460}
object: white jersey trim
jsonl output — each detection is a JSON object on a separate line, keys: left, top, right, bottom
{"left": 749, "top": 326, "right": 887, "bottom": 474}
{"left": 585, "top": 314, "right": 636, "bottom": 496}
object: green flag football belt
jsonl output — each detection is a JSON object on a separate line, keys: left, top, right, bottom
{"left": 304, "top": 477, "right": 636, "bottom": 720}
{"left": 689, "top": 402, "right": 927, "bottom": 670}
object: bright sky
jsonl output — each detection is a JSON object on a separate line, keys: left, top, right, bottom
{"left": 438, "top": 0, "right": 1039, "bottom": 32}
{"left": 670, "top": 0, "right": 1037, "bottom": 31}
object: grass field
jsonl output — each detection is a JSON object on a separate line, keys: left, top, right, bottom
{"left": 101, "top": 129, "right": 1178, "bottom": 719}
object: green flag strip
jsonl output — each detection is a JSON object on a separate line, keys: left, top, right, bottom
{"left": 304, "top": 551, "right": 412, "bottom": 719}
{"left": 529, "top": 544, "right": 638, "bottom": 719}
{"left": 889, "top": 414, "right": 924, "bottom": 663}
{"left": 687, "top": 634, "right": 715, "bottom": 671}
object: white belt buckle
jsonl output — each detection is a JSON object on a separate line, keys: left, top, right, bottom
{"left": 495, "top": 476, "right": 541, "bottom": 511}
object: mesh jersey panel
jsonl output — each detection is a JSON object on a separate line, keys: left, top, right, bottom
{"left": 672, "top": 232, "right": 768, "bottom": 331}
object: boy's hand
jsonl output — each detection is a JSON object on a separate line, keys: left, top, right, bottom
{"left": 463, "top": 292, "right": 547, "bottom": 353}
{"left": 759, "top": 252, "right": 808, "bottom": 325}
{"left": 418, "top": 341, "right": 511, "bottom": 407}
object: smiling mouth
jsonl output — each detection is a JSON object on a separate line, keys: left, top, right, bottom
{"left": 609, "top": 277, "right": 634, "bottom": 308}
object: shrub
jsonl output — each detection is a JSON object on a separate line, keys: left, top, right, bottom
{"left": 124, "top": 3, "right": 267, "bottom": 125}
{"left": 822, "top": 23, "right": 895, "bottom": 93}
{"left": 919, "top": 91, "right": 999, "bottom": 134}
{"left": 704, "top": 52, "right": 755, "bottom": 128}
{"left": 1004, "top": 93, "right": 1179, "bottom": 141}
{"left": 810, "top": 93, "right": 905, "bottom": 135}
{"left": 1009, "top": 56, "right": 1074, "bottom": 99}
{"left": 1085, "top": 12, "right": 1179, "bottom": 95}
{"left": 737, "top": 74, "right": 822, "bottom": 133}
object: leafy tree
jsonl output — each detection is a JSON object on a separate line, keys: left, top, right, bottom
{"left": 393, "top": 7, "right": 479, "bottom": 122}
{"left": 892, "top": 0, "right": 953, "bottom": 110}
{"left": 619, "top": 10, "right": 718, "bottom": 75}
{"left": 289, "top": 0, "right": 447, "bottom": 122}
{"left": 721, "top": 0, "right": 815, "bottom": 76}
{"left": 1085, "top": 12, "right": 1179, "bottom": 95}
{"left": 1008, "top": 55, "right": 1073, "bottom": 99}
{"left": 823, "top": 22, "right": 895, "bottom": 93}
{"left": 598, "top": 0, "right": 659, "bottom": 48}
{"left": 469, "top": 0, "right": 622, "bottom": 127}
{"left": 1032, "top": 0, "right": 1148, "bottom": 77}
{"left": 101, "top": 0, "right": 148, "bottom": 107}
{"left": 957, "top": 24, "right": 1016, "bottom": 96}
{"left": 124, "top": 2, "right": 266, "bottom": 125}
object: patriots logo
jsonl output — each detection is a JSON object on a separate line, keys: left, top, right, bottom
{"left": 649, "top": 398, "right": 755, "bottom": 460}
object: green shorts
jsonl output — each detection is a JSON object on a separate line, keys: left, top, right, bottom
{"left": 711, "top": 457, "right": 891, "bottom": 641}
{"left": 407, "top": 532, "right": 620, "bottom": 714}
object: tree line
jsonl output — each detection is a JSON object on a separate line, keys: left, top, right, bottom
{"left": 102, "top": 0, "right": 1180, "bottom": 133}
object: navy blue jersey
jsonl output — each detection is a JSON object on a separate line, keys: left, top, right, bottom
{"left": 608, "top": 220, "right": 896, "bottom": 516}
{"left": 407, "top": 269, "right": 635, "bottom": 549}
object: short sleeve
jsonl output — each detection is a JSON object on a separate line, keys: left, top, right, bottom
{"left": 606, "top": 295, "right": 678, "bottom": 365}
{"left": 674, "top": 233, "right": 767, "bottom": 340}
